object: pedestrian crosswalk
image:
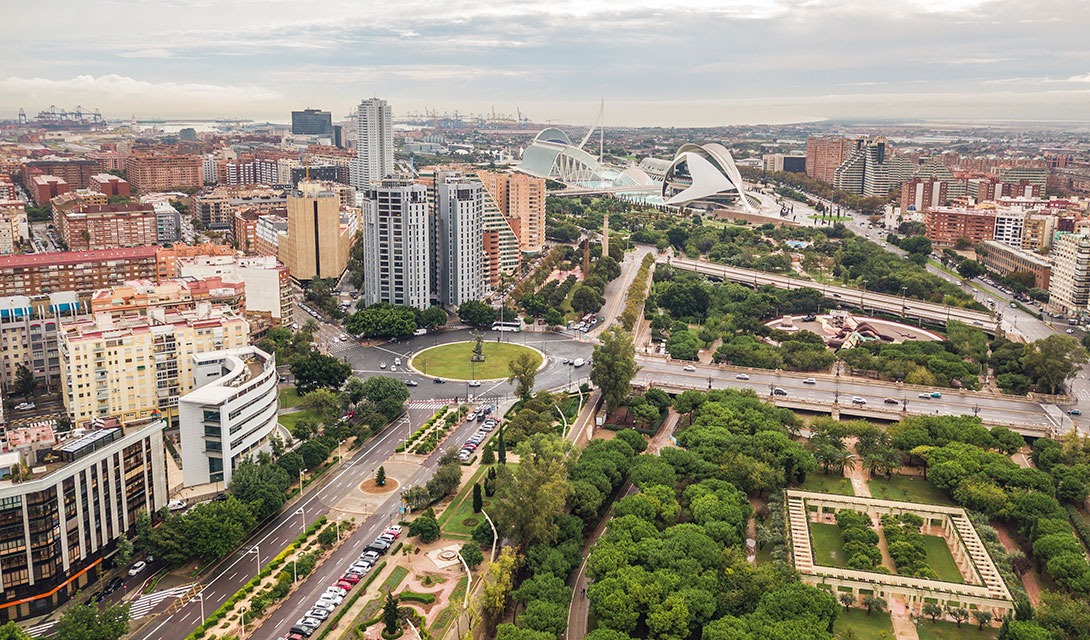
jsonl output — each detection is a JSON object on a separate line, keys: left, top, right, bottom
{"left": 23, "top": 619, "right": 58, "bottom": 637}
{"left": 407, "top": 399, "right": 458, "bottom": 410}
{"left": 128, "top": 583, "right": 198, "bottom": 620}
{"left": 324, "top": 339, "right": 357, "bottom": 356}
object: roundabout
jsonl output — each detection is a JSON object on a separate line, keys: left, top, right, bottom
{"left": 409, "top": 340, "right": 544, "bottom": 381}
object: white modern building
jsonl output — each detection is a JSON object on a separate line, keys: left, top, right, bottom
{"left": 1049, "top": 233, "right": 1090, "bottom": 319}
{"left": 153, "top": 201, "right": 182, "bottom": 243}
{"left": 178, "top": 346, "right": 279, "bottom": 487}
{"left": 435, "top": 172, "right": 485, "bottom": 306}
{"left": 992, "top": 211, "right": 1026, "bottom": 249}
{"left": 351, "top": 98, "right": 394, "bottom": 189}
{"left": 361, "top": 178, "right": 430, "bottom": 309}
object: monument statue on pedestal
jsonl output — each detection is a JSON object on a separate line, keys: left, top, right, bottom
{"left": 471, "top": 330, "right": 486, "bottom": 362}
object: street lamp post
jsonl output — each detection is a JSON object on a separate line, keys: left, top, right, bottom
{"left": 248, "top": 544, "right": 260, "bottom": 568}
{"left": 299, "top": 467, "right": 308, "bottom": 491}
{"left": 482, "top": 509, "right": 499, "bottom": 562}
{"left": 240, "top": 605, "right": 247, "bottom": 638}
{"left": 860, "top": 279, "right": 869, "bottom": 314}
{"left": 901, "top": 286, "right": 908, "bottom": 318}
{"left": 456, "top": 550, "right": 472, "bottom": 609}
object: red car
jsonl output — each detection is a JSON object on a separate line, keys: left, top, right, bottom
{"left": 340, "top": 573, "right": 361, "bottom": 584}
{"left": 334, "top": 580, "right": 353, "bottom": 591}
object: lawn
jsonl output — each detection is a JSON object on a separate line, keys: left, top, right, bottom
{"left": 798, "top": 473, "right": 855, "bottom": 496}
{"left": 833, "top": 607, "right": 895, "bottom": 639}
{"left": 867, "top": 475, "right": 954, "bottom": 506}
{"left": 410, "top": 341, "right": 542, "bottom": 381}
{"left": 439, "top": 465, "right": 493, "bottom": 539}
{"left": 278, "top": 386, "right": 304, "bottom": 408}
{"left": 278, "top": 409, "right": 319, "bottom": 432}
{"left": 429, "top": 577, "right": 468, "bottom": 638}
{"left": 920, "top": 535, "right": 965, "bottom": 583}
{"left": 810, "top": 522, "right": 849, "bottom": 568}
{"left": 916, "top": 619, "right": 998, "bottom": 640}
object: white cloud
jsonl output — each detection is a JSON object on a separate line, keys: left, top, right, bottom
{"left": 118, "top": 48, "right": 176, "bottom": 59}
{"left": 0, "top": 75, "right": 282, "bottom": 118}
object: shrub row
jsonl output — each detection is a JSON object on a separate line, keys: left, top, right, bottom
{"left": 619, "top": 253, "right": 655, "bottom": 331}
{"left": 186, "top": 516, "right": 328, "bottom": 639}
{"left": 835, "top": 510, "right": 883, "bottom": 572}
{"left": 397, "top": 407, "right": 449, "bottom": 452}
{"left": 409, "top": 410, "right": 453, "bottom": 454}
{"left": 397, "top": 590, "right": 437, "bottom": 604}
{"left": 880, "top": 513, "right": 939, "bottom": 579}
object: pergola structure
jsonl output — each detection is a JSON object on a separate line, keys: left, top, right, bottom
{"left": 786, "top": 490, "right": 1014, "bottom": 618}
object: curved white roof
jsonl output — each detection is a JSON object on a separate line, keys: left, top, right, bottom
{"left": 662, "top": 143, "right": 753, "bottom": 212}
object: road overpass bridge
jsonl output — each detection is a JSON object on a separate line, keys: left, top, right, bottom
{"left": 664, "top": 256, "right": 999, "bottom": 334}
{"left": 634, "top": 356, "right": 1077, "bottom": 439}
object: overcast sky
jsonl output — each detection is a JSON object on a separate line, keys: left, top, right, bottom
{"left": 3, "top": 0, "right": 1089, "bottom": 127}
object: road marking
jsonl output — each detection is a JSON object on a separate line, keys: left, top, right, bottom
{"left": 133, "top": 418, "right": 408, "bottom": 640}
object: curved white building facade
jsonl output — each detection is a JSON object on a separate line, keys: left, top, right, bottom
{"left": 662, "top": 143, "right": 754, "bottom": 212}
{"left": 178, "top": 346, "right": 279, "bottom": 487}
{"left": 520, "top": 128, "right": 609, "bottom": 185}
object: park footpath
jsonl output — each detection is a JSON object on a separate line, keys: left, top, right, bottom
{"left": 842, "top": 439, "right": 918, "bottom": 640}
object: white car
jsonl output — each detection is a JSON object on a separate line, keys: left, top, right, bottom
{"left": 128, "top": 561, "right": 146, "bottom": 576}
{"left": 339, "top": 334, "right": 349, "bottom": 341}
{"left": 167, "top": 499, "right": 187, "bottom": 512}
{"left": 318, "top": 593, "right": 343, "bottom": 606}
{"left": 311, "top": 601, "right": 335, "bottom": 613}
{"left": 735, "top": 373, "right": 750, "bottom": 380}
{"left": 14, "top": 402, "right": 35, "bottom": 411}
{"left": 573, "top": 358, "right": 585, "bottom": 367}
{"left": 851, "top": 396, "right": 867, "bottom": 405}
{"left": 683, "top": 365, "right": 696, "bottom": 372}
{"left": 394, "top": 357, "right": 402, "bottom": 366}
{"left": 307, "top": 608, "right": 330, "bottom": 620}
{"left": 380, "top": 362, "right": 387, "bottom": 369}
{"left": 803, "top": 378, "right": 816, "bottom": 385}
{"left": 469, "top": 380, "right": 481, "bottom": 387}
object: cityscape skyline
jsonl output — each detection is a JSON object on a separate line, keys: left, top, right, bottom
{"left": 4, "top": 0, "right": 1090, "bottom": 126}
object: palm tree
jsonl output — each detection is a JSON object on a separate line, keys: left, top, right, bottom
{"left": 835, "top": 449, "right": 857, "bottom": 475}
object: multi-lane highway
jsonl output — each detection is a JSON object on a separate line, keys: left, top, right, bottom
{"left": 634, "top": 356, "right": 1071, "bottom": 435}
{"left": 665, "top": 256, "right": 997, "bottom": 331}
{"left": 128, "top": 405, "right": 490, "bottom": 640}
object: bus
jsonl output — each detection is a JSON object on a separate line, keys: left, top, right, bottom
{"left": 491, "top": 320, "right": 522, "bottom": 333}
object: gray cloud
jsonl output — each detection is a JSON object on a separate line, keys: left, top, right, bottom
{"left": 1, "top": 0, "right": 1086, "bottom": 125}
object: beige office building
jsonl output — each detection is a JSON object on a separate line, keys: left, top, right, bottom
{"left": 281, "top": 181, "right": 350, "bottom": 281}
{"left": 477, "top": 171, "right": 546, "bottom": 254}
{"left": 59, "top": 305, "right": 250, "bottom": 427}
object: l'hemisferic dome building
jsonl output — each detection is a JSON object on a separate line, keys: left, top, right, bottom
{"left": 661, "top": 143, "right": 755, "bottom": 212}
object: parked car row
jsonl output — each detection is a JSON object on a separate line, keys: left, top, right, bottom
{"left": 459, "top": 414, "right": 499, "bottom": 462}
{"left": 284, "top": 525, "right": 403, "bottom": 639}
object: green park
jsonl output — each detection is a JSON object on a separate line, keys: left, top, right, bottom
{"left": 409, "top": 341, "right": 543, "bottom": 380}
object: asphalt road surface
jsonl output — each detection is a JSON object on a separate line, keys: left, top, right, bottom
{"left": 634, "top": 357, "right": 1060, "bottom": 431}
{"left": 129, "top": 403, "right": 494, "bottom": 640}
